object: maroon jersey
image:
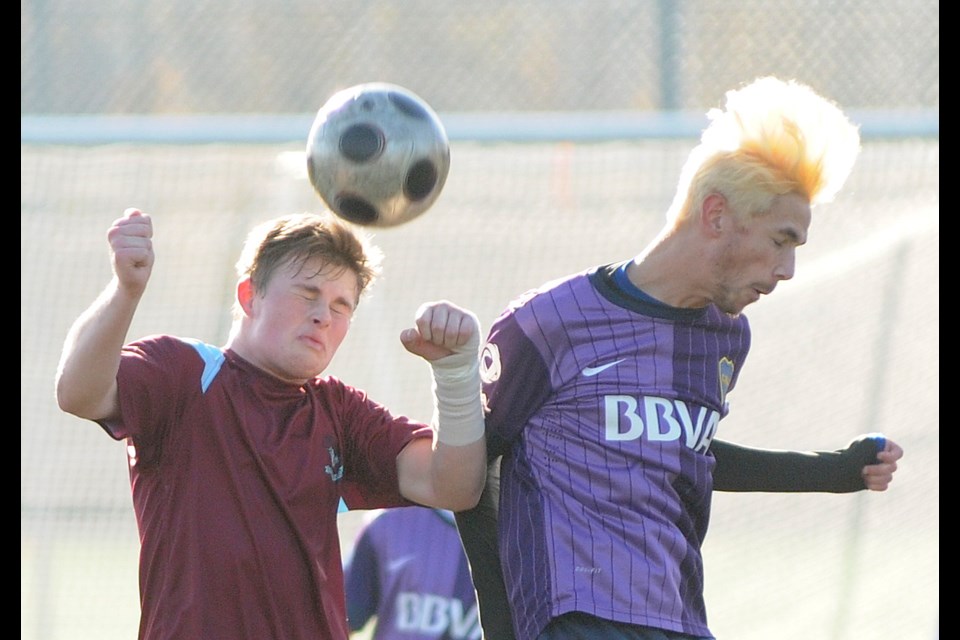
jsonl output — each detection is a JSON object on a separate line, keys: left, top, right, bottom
{"left": 99, "top": 335, "right": 431, "bottom": 640}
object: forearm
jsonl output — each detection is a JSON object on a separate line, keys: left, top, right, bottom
{"left": 428, "top": 342, "right": 486, "bottom": 508}
{"left": 55, "top": 278, "right": 142, "bottom": 420}
{"left": 711, "top": 436, "right": 882, "bottom": 493}
{"left": 398, "top": 347, "right": 486, "bottom": 510}
{"left": 430, "top": 438, "right": 487, "bottom": 510}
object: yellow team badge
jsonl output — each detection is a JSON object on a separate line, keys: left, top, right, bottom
{"left": 718, "top": 357, "right": 735, "bottom": 406}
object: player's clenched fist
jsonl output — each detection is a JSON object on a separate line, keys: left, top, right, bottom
{"left": 401, "top": 300, "right": 485, "bottom": 450}
{"left": 107, "top": 208, "right": 154, "bottom": 294}
{"left": 862, "top": 439, "right": 904, "bottom": 492}
{"left": 400, "top": 301, "right": 481, "bottom": 363}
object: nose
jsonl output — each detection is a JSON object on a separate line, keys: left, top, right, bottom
{"left": 774, "top": 247, "right": 796, "bottom": 281}
{"left": 312, "top": 302, "right": 333, "bottom": 326}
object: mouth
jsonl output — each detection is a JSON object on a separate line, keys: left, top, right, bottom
{"left": 301, "top": 335, "right": 325, "bottom": 352}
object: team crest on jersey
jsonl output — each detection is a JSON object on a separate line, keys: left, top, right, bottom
{"left": 325, "top": 446, "right": 344, "bottom": 482}
{"left": 480, "top": 343, "right": 501, "bottom": 383}
{"left": 718, "top": 357, "right": 734, "bottom": 405}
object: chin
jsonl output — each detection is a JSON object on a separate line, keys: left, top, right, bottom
{"left": 714, "top": 297, "right": 742, "bottom": 316}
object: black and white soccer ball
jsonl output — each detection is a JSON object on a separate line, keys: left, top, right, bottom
{"left": 306, "top": 82, "right": 451, "bottom": 228}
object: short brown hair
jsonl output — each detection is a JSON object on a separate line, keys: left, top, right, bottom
{"left": 235, "top": 212, "right": 383, "bottom": 300}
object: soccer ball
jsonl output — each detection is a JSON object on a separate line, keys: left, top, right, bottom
{"left": 306, "top": 82, "right": 451, "bottom": 228}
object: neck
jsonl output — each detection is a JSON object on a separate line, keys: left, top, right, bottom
{"left": 627, "top": 228, "right": 713, "bottom": 309}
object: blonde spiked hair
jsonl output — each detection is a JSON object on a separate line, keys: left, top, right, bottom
{"left": 667, "top": 77, "right": 861, "bottom": 226}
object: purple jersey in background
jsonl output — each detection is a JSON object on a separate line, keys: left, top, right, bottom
{"left": 345, "top": 507, "right": 482, "bottom": 640}
{"left": 481, "top": 263, "right": 751, "bottom": 640}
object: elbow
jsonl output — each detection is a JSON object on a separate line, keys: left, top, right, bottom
{"left": 447, "top": 466, "right": 487, "bottom": 511}
{"left": 54, "top": 374, "right": 78, "bottom": 415}
{"left": 54, "top": 363, "right": 81, "bottom": 414}
{"left": 54, "top": 383, "right": 88, "bottom": 419}
{"left": 444, "top": 494, "right": 482, "bottom": 513}
{"left": 449, "top": 484, "right": 484, "bottom": 512}
{"left": 54, "top": 374, "right": 110, "bottom": 422}
{"left": 428, "top": 467, "right": 485, "bottom": 512}
{"left": 454, "top": 448, "right": 487, "bottom": 510}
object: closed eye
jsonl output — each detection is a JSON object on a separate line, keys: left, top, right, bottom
{"left": 775, "top": 227, "right": 806, "bottom": 248}
{"left": 297, "top": 290, "right": 319, "bottom": 301}
{"left": 331, "top": 296, "right": 356, "bottom": 317}
{"left": 292, "top": 284, "right": 356, "bottom": 316}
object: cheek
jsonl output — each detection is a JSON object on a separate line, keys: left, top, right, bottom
{"left": 331, "top": 317, "right": 352, "bottom": 342}
{"left": 268, "top": 302, "right": 307, "bottom": 331}
{"left": 719, "top": 243, "right": 772, "bottom": 282}
{"left": 738, "top": 238, "right": 775, "bottom": 270}
{"left": 715, "top": 237, "right": 748, "bottom": 274}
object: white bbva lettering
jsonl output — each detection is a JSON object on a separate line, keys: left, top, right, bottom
{"left": 395, "top": 592, "right": 482, "bottom": 639}
{"left": 604, "top": 394, "right": 719, "bottom": 452}
{"left": 448, "top": 599, "right": 482, "bottom": 640}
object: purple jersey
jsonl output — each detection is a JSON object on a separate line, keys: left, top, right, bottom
{"left": 99, "top": 335, "right": 431, "bottom": 640}
{"left": 344, "top": 507, "right": 481, "bottom": 640}
{"left": 481, "top": 263, "right": 750, "bottom": 640}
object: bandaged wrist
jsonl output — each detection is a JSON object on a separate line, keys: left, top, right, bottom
{"left": 430, "top": 353, "right": 484, "bottom": 446}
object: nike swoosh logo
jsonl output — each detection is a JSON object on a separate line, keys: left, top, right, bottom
{"left": 582, "top": 359, "right": 626, "bottom": 377}
{"left": 387, "top": 554, "right": 417, "bottom": 573}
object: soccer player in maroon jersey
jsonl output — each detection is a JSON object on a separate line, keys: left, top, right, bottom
{"left": 455, "top": 77, "right": 904, "bottom": 640}
{"left": 55, "top": 211, "right": 487, "bottom": 640}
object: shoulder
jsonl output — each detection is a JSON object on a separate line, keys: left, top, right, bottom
{"left": 122, "top": 335, "right": 216, "bottom": 373}
{"left": 120, "top": 336, "right": 231, "bottom": 398}
{"left": 492, "top": 270, "right": 597, "bottom": 338}
{"left": 126, "top": 334, "right": 216, "bottom": 358}
{"left": 502, "top": 267, "right": 595, "bottom": 314}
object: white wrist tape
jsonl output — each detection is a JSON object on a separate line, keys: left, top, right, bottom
{"left": 430, "top": 350, "right": 484, "bottom": 447}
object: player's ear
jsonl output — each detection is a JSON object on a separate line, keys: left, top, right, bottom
{"left": 700, "top": 193, "right": 727, "bottom": 237}
{"left": 237, "top": 277, "right": 255, "bottom": 316}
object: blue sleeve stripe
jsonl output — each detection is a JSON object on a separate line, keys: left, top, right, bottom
{"left": 182, "top": 338, "right": 226, "bottom": 393}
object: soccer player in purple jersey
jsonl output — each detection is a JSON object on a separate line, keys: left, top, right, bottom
{"left": 454, "top": 77, "right": 904, "bottom": 640}
{"left": 344, "top": 507, "right": 481, "bottom": 640}
{"left": 55, "top": 211, "right": 487, "bottom": 640}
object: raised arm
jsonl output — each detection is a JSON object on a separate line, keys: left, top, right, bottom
{"left": 396, "top": 300, "right": 487, "bottom": 511}
{"left": 55, "top": 208, "right": 155, "bottom": 422}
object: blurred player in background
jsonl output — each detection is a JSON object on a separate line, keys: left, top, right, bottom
{"left": 54, "top": 211, "right": 486, "bottom": 640}
{"left": 454, "top": 77, "right": 904, "bottom": 640}
{"left": 345, "top": 507, "right": 481, "bottom": 640}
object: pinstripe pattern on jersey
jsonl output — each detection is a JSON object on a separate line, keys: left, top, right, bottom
{"left": 485, "top": 264, "right": 750, "bottom": 640}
